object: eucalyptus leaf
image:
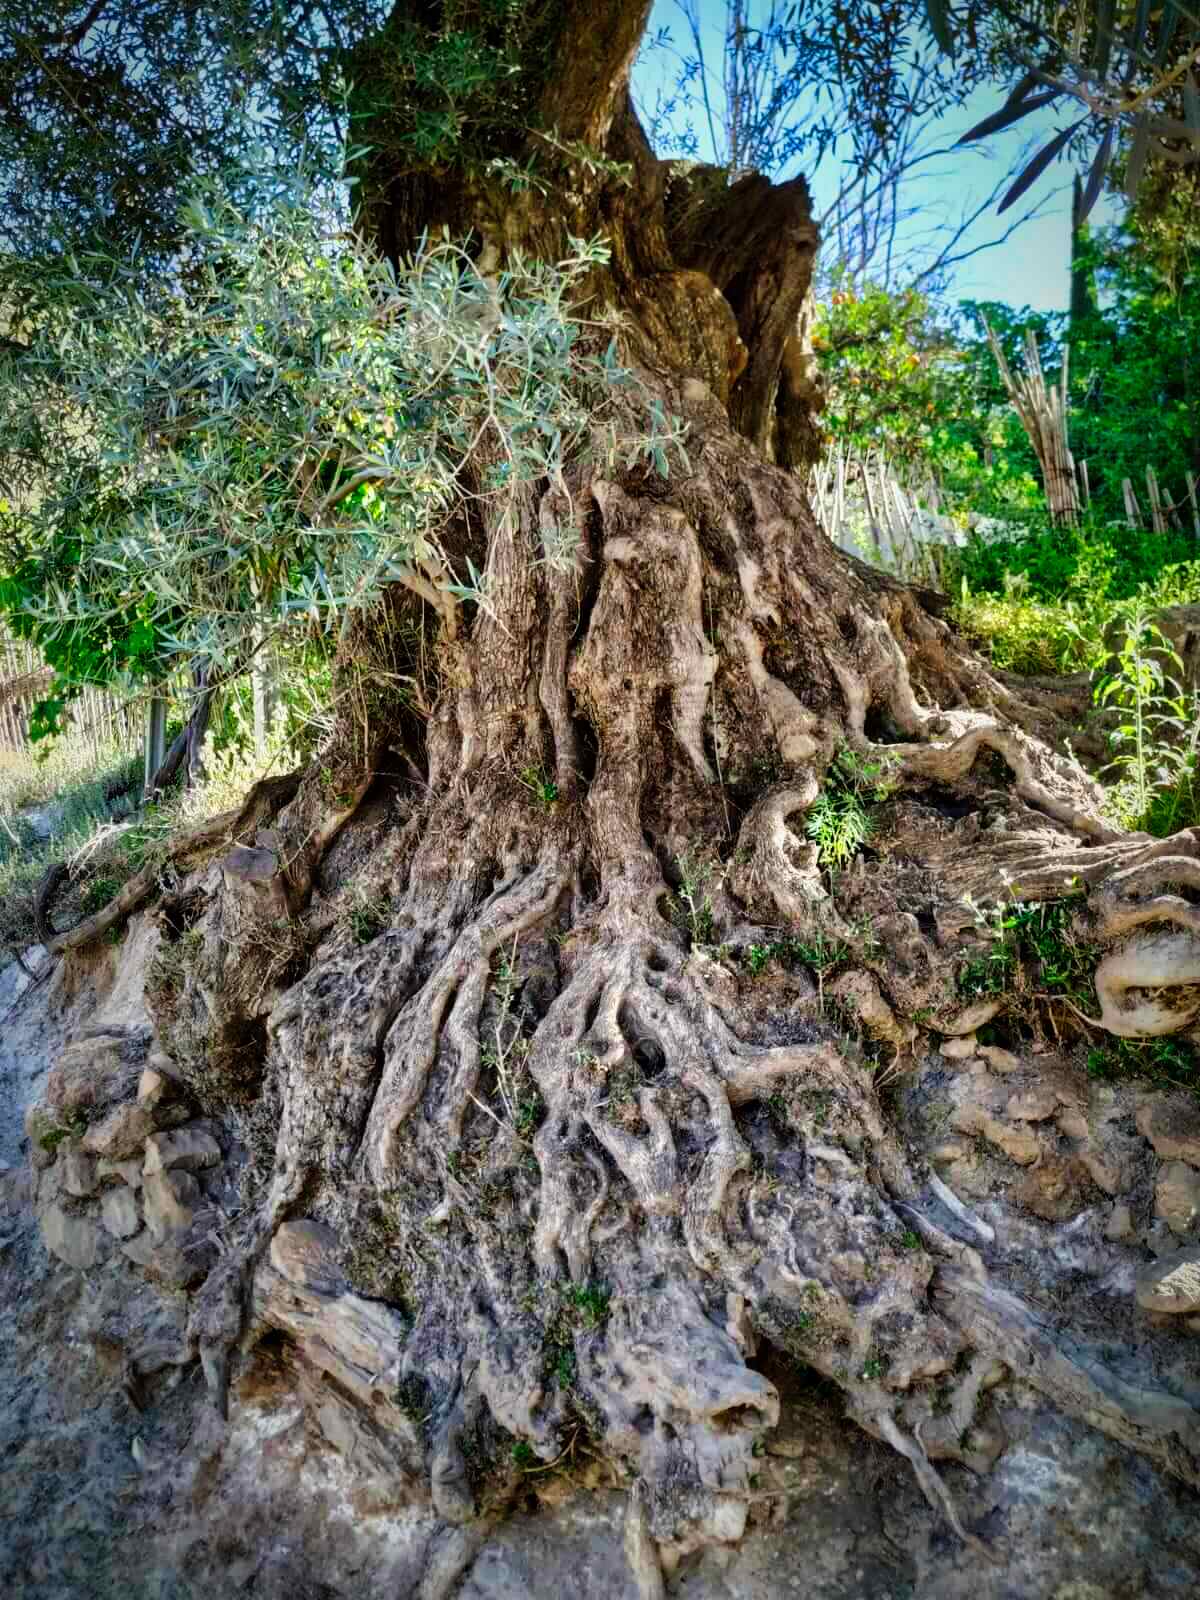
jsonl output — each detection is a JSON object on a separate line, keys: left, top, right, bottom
{"left": 1125, "top": 115, "right": 1151, "bottom": 201}
{"left": 957, "top": 90, "right": 1059, "bottom": 146}
{"left": 1078, "top": 124, "right": 1115, "bottom": 222}
{"left": 999, "top": 122, "right": 1085, "bottom": 214}
{"left": 923, "top": 0, "right": 954, "bottom": 55}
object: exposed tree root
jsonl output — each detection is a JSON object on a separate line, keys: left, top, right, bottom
{"left": 89, "top": 292, "right": 1200, "bottom": 1579}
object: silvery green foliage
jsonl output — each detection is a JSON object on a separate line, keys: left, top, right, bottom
{"left": 0, "top": 165, "right": 683, "bottom": 683}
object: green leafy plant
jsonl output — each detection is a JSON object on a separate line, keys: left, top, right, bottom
{"left": 744, "top": 942, "right": 774, "bottom": 976}
{"left": 1087, "top": 1035, "right": 1200, "bottom": 1092}
{"left": 28, "top": 1107, "right": 88, "bottom": 1153}
{"left": 806, "top": 785, "right": 872, "bottom": 869}
{"left": 672, "top": 851, "right": 716, "bottom": 946}
{"left": 806, "top": 746, "right": 898, "bottom": 871}
{"left": 79, "top": 875, "right": 121, "bottom": 916}
{"left": 518, "top": 765, "right": 560, "bottom": 810}
{"left": 950, "top": 577, "right": 1099, "bottom": 675}
{"left": 789, "top": 929, "right": 851, "bottom": 975}
{"left": 1096, "top": 613, "right": 1200, "bottom": 833}
{"left": 956, "top": 896, "right": 1094, "bottom": 1007}
{"left": 348, "top": 892, "right": 391, "bottom": 945}
{"left": 564, "top": 1282, "right": 611, "bottom": 1330}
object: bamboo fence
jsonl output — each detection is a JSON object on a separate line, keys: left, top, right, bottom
{"left": 808, "top": 444, "right": 962, "bottom": 587}
{"left": 986, "top": 323, "right": 1200, "bottom": 543}
{"left": 810, "top": 443, "right": 1200, "bottom": 591}
{"left": 984, "top": 322, "right": 1080, "bottom": 527}
{"left": 0, "top": 630, "right": 136, "bottom": 757}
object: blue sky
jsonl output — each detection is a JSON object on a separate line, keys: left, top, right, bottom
{"left": 632, "top": 1, "right": 1123, "bottom": 313}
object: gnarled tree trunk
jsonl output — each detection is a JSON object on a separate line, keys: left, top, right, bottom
{"left": 44, "top": 1, "right": 1200, "bottom": 1590}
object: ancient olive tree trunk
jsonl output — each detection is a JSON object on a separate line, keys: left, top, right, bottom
{"left": 51, "top": 0, "right": 1200, "bottom": 1588}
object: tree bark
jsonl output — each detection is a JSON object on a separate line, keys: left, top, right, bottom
{"left": 90, "top": 0, "right": 1200, "bottom": 1584}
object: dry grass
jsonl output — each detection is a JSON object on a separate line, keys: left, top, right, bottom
{"left": 0, "top": 714, "right": 303, "bottom": 963}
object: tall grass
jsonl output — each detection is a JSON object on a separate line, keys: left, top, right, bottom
{"left": 0, "top": 705, "right": 301, "bottom": 963}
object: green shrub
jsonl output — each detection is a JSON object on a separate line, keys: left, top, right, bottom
{"left": 950, "top": 588, "right": 1093, "bottom": 674}
{"left": 0, "top": 158, "right": 682, "bottom": 734}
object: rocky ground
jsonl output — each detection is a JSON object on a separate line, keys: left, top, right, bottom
{"left": 3, "top": 924, "right": 1200, "bottom": 1599}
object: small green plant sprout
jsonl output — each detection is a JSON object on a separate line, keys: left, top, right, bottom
{"left": 901, "top": 1228, "right": 923, "bottom": 1250}
{"left": 469, "top": 936, "right": 542, "bottom": 1141}
{"left": 347, "top": 887, "right": 391, "bottom": 945}
{"left": 519, "top": 764, "right": 560, "bottom": 809}
{"left": 543, "top": 1280, "right": 611, "bottom": 1391}
{"left": 832, "top": 745, "right": 901, "bottom": 803}
{"left": 510, "top": 1439, "right": 538, "bottom": 1469}
{"left": 805, "top": 745, "right": 899, "bottom": 873}
{"left": 860, "top": 1353, "right": 887, "bottom": 1381}
{"left": 744, "top": 941, "right": 777, "bottom": 976}
{"left": 554, "top": 1345, "right": 577, "bottom": 1387}
{"left": 786, "top": 926, "right": 850, "bottom": 1012}
{"left": 672, "top": 851, "right": 716, "bottom": 946}
{"left": 790, "top": 928, "right": 850, "bottom": 974}
{"left": 564, "top": 1281, "right": 611, "bottom": 1329}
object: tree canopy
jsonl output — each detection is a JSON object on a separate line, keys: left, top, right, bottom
{"left": 3, "top": 2, "right": 1197, "bottom": 270}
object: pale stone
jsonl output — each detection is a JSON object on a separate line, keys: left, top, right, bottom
{"left": 940, "top": 999, "right": 1001, "bottom": 1036}
{"left": 1155, "top": 1161, "right": 1200, "bottom": 1236}
{"left": 930, "top": 1140, "right": 970, "bottom": 1163}
{"left": 143, "top": 1168, "right": 200, "bottom": 1243}
{"left": 121, "top": 1229, "right": 207, "bottom": 1289}
{"left": 101, "top": 1186, "right": 141, "bottom": 1239}
{"left": 1137, "top": 1096, "right": 1200, "bottom": 1168}
{"left": 34, "top": 1160, "right": 61, "bottom": 1216}
{"left": 949, "top": 1102, "right": 1042, "bottom": 1165}
{"left": 1105, "top": 1203, "right": 1134, "bottom": 1242}
{"left": 1055, "top": 1107, "right": 1090, "bottom": 1141}
{"left": 24, "top": 1103, "right": 56, "bottom": 1168}
{"left": 44, "top": 1030, "right": 143, "bottom": 1118}
{"left": 40, "top": 1202, "right": 103, "bottom": 1269}
{"left": 978, "top": 1045, "right": 1021, "bottom": 1073}
{"left": 97, "top": 1157, "right": 143, "bottom": 1189}
{"left": 1007, "top": 1086, "right": 1059, "bottom": 1123}
{"left": 1135, "top": 1246, "right": 1200, "bottom": 1313}
{"left": 137, "top": 1068, "right": 165, "bottom": 1105}
{"left": 143, "top": 1124, "right": 220, "bottom": 1177}
{"left": 1079, "top": 1151, "right": 1126, "bottom": 1197}
{"left": 81, "top": 1101, "right": 154, "bottom": 1160}
{"left": 1014, "top": 1156, "right": 1089, "bottom": 1223}
{"left": 59, "top": 1141, "right": 98, "bottom": 1198}
{"left": 940, "top": 1035, "right": 977, "bottom": 1060}
{"left": 270, "top": 1219, "right": 347, "bottom": 1295}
